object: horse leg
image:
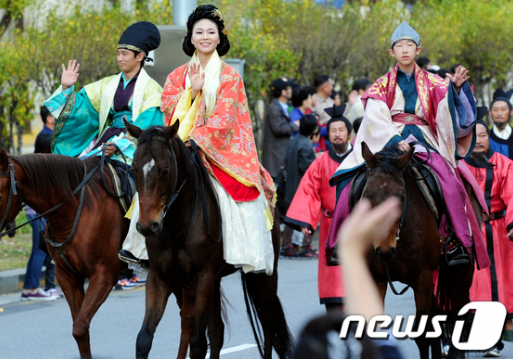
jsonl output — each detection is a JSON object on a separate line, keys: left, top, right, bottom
{"left": 189, "top": 269, "right": 215, "bottom": 359}
{"left": 242, "top": 271, "right": 291, "bottom": 359}
{"left": 446, "top": 263, "right": 474, "bottom": 359}
{"left": 135, "top": 269, "right": 173, "bottom": 359}
{"left": 413, "top": 269, "right": 441, "bottom": 359}
{"left": 56, "top": 266, "right": 85, "bottom": 322}
{"left": 207, "top": 278, "right": 224, "bottom": 359}
{"left": 177, "top": 287, "right": 196, "bottom": 359}
{"left": 72, "top": 269, "right": 118, "bottom": 359}
{"left": 54, "top": 266, "right": 90, "bottom": 356}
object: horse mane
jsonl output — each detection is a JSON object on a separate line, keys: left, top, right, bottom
{"left": 10, "top": 154, "right": 102, "bottom": 207}
{"left": 137, "top": 126, "right": 166, "bottom": 148}
{"left": 373, "top": 143, "right": 408, "bottom": 174}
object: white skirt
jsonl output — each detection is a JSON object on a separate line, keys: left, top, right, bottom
{"left": 210, "top": 175, "right": 274, "bottom": 276}
{"left": 123, "top": 178, "right": 275, "bottom": 275}
{"left": 122, "top": 193, "right": 148, "bottom": 260}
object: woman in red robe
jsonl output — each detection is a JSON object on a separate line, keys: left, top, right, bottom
{"left": 160, "top": 5, "right": 276, "bottom": 275}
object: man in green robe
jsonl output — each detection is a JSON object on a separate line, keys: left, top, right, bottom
{"left": 45, "top": 21, "right": 164, "bottom": 163}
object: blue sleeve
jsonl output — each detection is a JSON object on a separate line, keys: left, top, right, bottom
{"left": 46, "top": 87, "right": 100, "bottom": 157}
{"left": 447, "top": 82, "right": 477, "bottom": 160}
{"left": 86, "top": 106, "right": 164, "bottom": 163}
{"left": 133, "top": 106, "right": 164, "bottom": 129}
{"left": 386, "top": 134, "right": 404, "bottom": 147}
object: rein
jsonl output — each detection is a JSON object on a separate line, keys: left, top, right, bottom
{"left": 373, "top": 141, "right": 433, "bottom": 296}
{"left": 151, "top": 135, "right": 222, "bottom": 243}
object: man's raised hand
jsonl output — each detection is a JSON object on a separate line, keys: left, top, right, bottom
{"left": 446, "top": 65, "right": 469, "bottom": 93}
{"left": 61, "top": 60, "right": 80, "bottom": 91}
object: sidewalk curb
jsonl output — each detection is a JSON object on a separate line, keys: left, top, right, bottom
{"left": 0, "top": 268, "right": 47, "bottom": 295}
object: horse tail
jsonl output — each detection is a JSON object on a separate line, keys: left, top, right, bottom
{"left": 241, "top": 271, "right": 293, "bottom": 359}
{"left": 436, "top": 263, "right": 453, "bottom": 314}
{"left": 220, "top": 285, "right": 232, "bottom": 338}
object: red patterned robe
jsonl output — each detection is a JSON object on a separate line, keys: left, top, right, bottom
{"left": 161, "top": 62, "right": 275, "bottom": 206}
{"left": 285, "top": 150, "right": 348, "bottom": 304}
{"left": 463, "top": 150, "right": 513, "bottom": 316}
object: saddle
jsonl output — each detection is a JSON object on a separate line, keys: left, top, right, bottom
{"left": 348, "top": 160, "right": 444, "bottom": 226}
{"left": 106, "top": 160, "right": 135, "bottom": 213}
{"left": 328, "top": 162, "right": 448, "bottom": 266}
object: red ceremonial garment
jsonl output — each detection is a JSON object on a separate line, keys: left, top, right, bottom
{"left": 362, "top": 63, "right": 448, "bottom": 136}
{"left": 285, "top": 151, "right": 346, "bottom": 303}
{"left": 463, "top": 150, "right": 513, "bottom": 314}
{"left": 161, "top": 63, "right": 274, "bottom": 205}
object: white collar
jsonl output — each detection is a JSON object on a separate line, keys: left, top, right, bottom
{"left": 493, "top": 124, "right": 512, "bottom": 140}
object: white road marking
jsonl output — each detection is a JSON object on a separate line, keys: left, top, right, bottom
{"left": 186, "top": 343, "right": 258, "bottom": 358}
{"left": 142, "top": 159, "right": 155, "bottom": 182}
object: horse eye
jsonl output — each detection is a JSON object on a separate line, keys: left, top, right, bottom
{"left": 161, "top": 169, "right": 169, "bottom": 177}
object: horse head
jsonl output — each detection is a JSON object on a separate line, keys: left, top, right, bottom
{"left": 361, "top": 142, "right": 414, "bottom": 262}
{"left": 125, "top": 119, "right": 183, "bottom": 237}
{"left": 0, "top": 149, "right": 23, "bottom": 230}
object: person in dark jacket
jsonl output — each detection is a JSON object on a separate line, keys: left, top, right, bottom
{"left": 261, "top": 78, "right": 298, "bottom": 179}
{"left": 279, "top": 114, "right": 318, "bottom": 258}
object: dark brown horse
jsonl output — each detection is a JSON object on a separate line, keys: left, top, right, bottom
{"left": 360, "top": 142, "right": 477, "bottom": 359}
{"left": 0, "top": 150, "right": 129, "bottom": 359}
{"left": 125, "top": 121, "right": 292, "bottom": 359}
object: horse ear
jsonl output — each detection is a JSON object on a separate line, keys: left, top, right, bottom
{"left": 124, "top": 119, "right": 142, "bottom": 139}
{"left": 0, "top": 149, "right": 8, "bottom": 172}
{"left": 163, "top": 120, "right": 180, "bottom": 139}
{"left": 397, "top": 146, "right": 415, "bottom": 171}
{"left": 361, "top": 142, "right": 377, "bottom": 168}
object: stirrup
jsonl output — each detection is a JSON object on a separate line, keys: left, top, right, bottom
{"left": 445, "top": 245, "right": 470, "bottom": 266}
{"left": 118, "top": 249, "right": 140, "bottom": 264}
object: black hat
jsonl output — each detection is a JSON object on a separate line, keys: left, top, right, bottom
{"left": 325, "top": 104, "right": 353, "bottom": 134}
{"left": 476, "top": 106, "right": 488, "bottom": 122}
{"left": 324, "top": 104, "right": 347, "bottom": 119}
{"left": 491, "top": 88, "right": 513, "bottom": 111}
{"left": 118, "top": 22, "right": 160, "bottom": 61}
{"left": 271, "top": 78, "right": 293, "bottom": 93}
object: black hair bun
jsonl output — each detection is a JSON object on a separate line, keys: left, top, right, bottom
{"left": 182, "top": 4, "right": 231, "bottom": 57}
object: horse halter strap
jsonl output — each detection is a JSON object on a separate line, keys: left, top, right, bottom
{"left": 150, "top": 136, "right": 188, "bottom": 218}
{"left": 0, "top": 161, "right": 19, "bottom": 232}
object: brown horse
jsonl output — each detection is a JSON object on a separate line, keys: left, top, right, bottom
{"left": 360, "top": 142, "right": 477, "bottom": 359}
{"left": 0, "top": 150, "right": 129, "bottom": 359}
{"left": 124, "top": 121, "right": 292, "bottom": 359}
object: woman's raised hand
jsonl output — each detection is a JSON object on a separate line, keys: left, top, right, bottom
{"left": 190, "top": 63, "right": 205, "bottom": 98}
{"left": 61, "top": 60, "right": 80, "bottom": 91}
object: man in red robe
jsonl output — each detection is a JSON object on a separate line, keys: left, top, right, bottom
{"left": 284, "top": 105, "right": 352, "bottom": 311}
{"left": 463, "top": 117, "right": 513, "bottom": 357}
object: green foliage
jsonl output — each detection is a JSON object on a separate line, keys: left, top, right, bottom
{"left": 0, "top": 1, "right": 173, "bottom": 152}
{"left": 1, "top": 0, "right": 513, "bottom": 151}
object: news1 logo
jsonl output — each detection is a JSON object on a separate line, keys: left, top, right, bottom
{"left": 340, "top": 302, "right": 507, "bottom": 350}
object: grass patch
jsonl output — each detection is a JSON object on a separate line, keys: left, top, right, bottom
{"left": 0, "top": 211, "right": 35, "bottom": 271}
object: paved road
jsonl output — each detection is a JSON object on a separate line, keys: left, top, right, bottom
{"left": 0, "top": 259, "right": 511, "bottom": 358}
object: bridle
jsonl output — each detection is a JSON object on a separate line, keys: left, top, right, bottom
{"left": 0, "top": 162, "right": 22, "bottom": 233}
{"left": 145, "top": 136, "right": 222, "bottom": 244}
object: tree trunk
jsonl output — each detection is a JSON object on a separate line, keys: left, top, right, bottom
{"left": 16, "top": 121, "right": 24, "bottom": 155}
{"left": 0, "top": 105, "right": 6, "bottom": 151}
